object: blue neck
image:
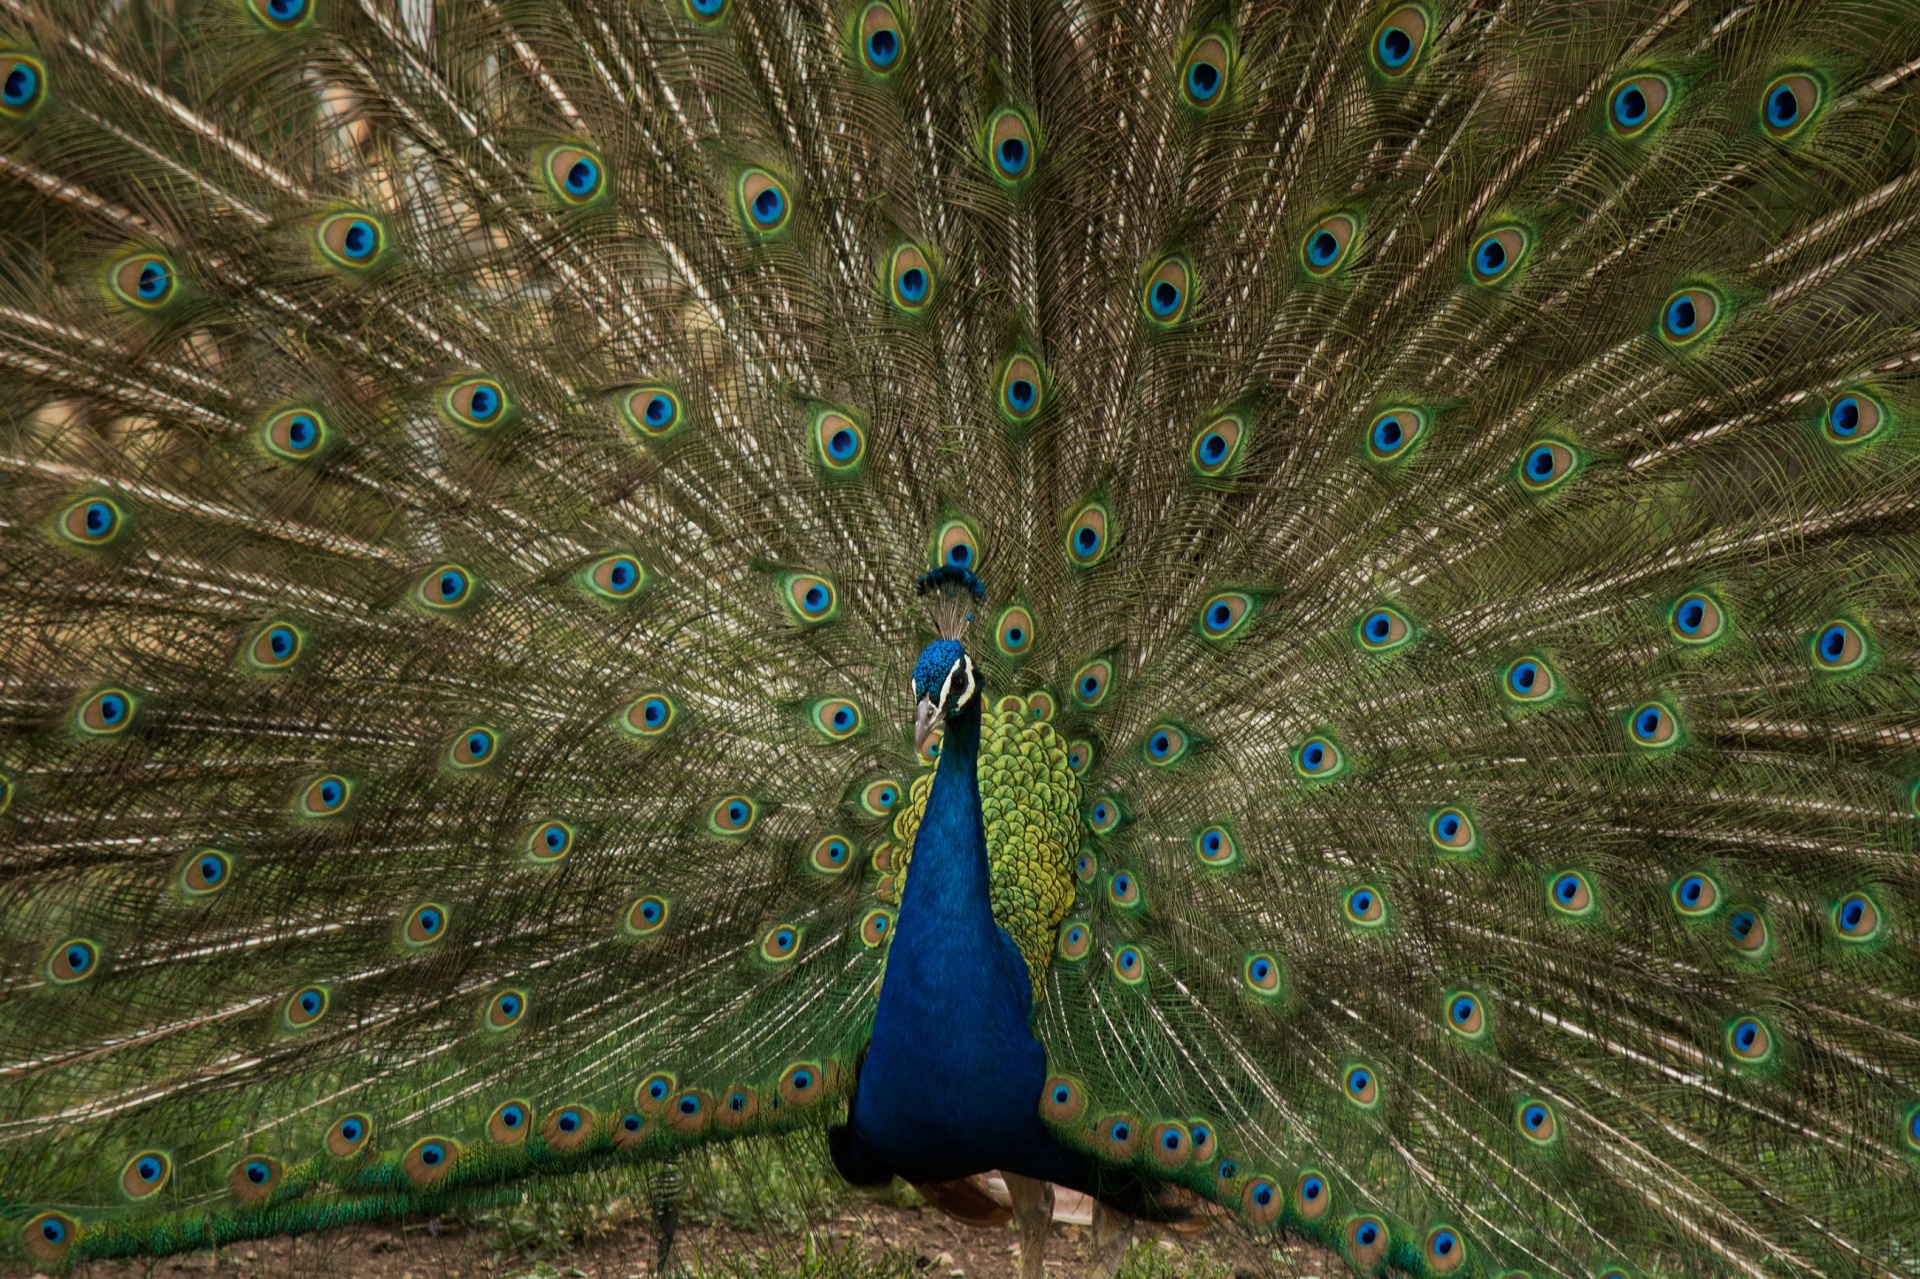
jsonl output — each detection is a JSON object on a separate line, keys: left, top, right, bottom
{"left": 831, "top": 690, "right": 1081, "bottom": 1186}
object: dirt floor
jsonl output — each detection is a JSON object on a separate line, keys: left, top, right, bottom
{"left": 54, "top": 1199, "right": 1341, "bottom": 1279}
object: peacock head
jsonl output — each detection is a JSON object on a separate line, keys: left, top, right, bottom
{"left": 911, "top": 566, "right": 986, "bottom": 751}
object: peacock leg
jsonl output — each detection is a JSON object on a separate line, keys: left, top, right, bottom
{"left": 1086, "top": 1199, "right": 1132, "bottom": 1279}
{"left": 1004, "top": 1172, "right": 1055, "bottom": 1279}
{"left": 652, "top": 1157, "right": 684, "bottom": 1273}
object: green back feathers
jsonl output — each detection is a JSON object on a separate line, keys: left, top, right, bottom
{"left": 3, "top": 0, "right": 1920, "bottom": 1273}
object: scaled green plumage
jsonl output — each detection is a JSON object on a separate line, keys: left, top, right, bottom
{"left": 2, "top": 0, "right": 1919, "bottom": 1274}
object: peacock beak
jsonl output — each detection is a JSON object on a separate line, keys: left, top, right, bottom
{"left": 914, "top": 696, "right": 945, "bottom": 754}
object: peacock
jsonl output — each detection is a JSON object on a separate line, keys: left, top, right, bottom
{"left": 3, "top": 0, "right": 1919, "bottom": 1274}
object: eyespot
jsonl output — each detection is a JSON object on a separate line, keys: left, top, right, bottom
{"left": 529, "top": 821, "right": 573, "bottom": 862}
{"left": 1244, "top": 954, "right": 1281, "bottom": 995}
{"left": 419, "top": 563, "right": 473, "bottom": 608}
{"left": 1823, "top": 391, "right": 1885, "bottom": 445}
{"left": 1356, "top": 606, "right": 1411, "bottom": 652}
{"left": 844, "top": 906, "right": 888, "bottom": 949}
{"left": 1660, "top": 287, "right": 1721, "bottom": 345}
{"left": 24, "top": 1211, "right": 76, "bottom": 1262}
{"left": 1904, "top": 1104, "right": 1920, "bottom": 1153}
{"left": 48, "top": 938, "right": 98, "bottom": 983}
{"left": 1833, "top": 892, "right": 1881, "bottom": 942}
{"left": 109, "top": 252, "right": 178, "bottom": 309}
{"left": 888, "top": 243, "right": 935, "bottom": 312}
{"left": 485, "top": 988, "right": 527, "bottom": 1029}
{"left": 404, "top": 902, "right": 449, "bottom": 946}
{"left": 403, "top": 1137, "right": 457, "bottom": 1186}
{"left": 1149, "top": 1122, "right": 1191, "bottom": 1169}
{"left": 1041, "top": 1076, "right": 1086, "bottom": 1124}
{"left": 1470, "top": 228, "right": 1528, "bottom": 284}
{"left": 861, "top": 779, "right": 901, "bottom": 815}
{"left": 987, "top": 605, "right": 1036, "bottom": 658}
{"left": 1182, "top": 34, "right": 1231, "bottom": 107}
{"left": 1294, "top": 1171, "right": 1330, "bottom": 1219}
{"left": 761, "top": 923, "right": 802, "bottom": 962}
{"left": 935, "top": 518, "right": 984, "bottom": 572}
{"left": 709, "top": 795, "right": 757, "bottom": 835}
{"left": 1502, "top": 656, "right": 1555, "bottom": 703}
{"left": 684, "top": 0, "right": 727, "bottom": 20}
{"left": 58, "top": 496, "right": 124, "bottom": 546}
{"left": 247, "top": 0, "right": 312, "bottom": 30}
{"left": 1188, "top": 1123, "right": 1215, "bottom": 1163}
{"left": 713, "top": 1088, "right": 760, "bottom": 1130}
{"left": 1142, "top": 256, "right": 1191, "bottom": 325}
{"left": 1668, "top": 593, "right": 1724, "bottom": 643}
{"left": 1514, "top": 1098, "right": 1557, "bottom": 1144}
{"left": 623, "top": 387, "right": 682, "bottom": 439}
{"left": 1065, "top": 501, "right": 1111, "bottom": 567}
{"left": 780, "top": 1061, "right": 824, "bottom": 1107}
{"left": 1672, "top": 873, "right": 1719, "bottom": 916}
{"left": 1075, "top": 852, "right": 1097, "bottom": 882}
{"left": 1370, "top": 4, "right": 1428, "bottom": 76}
{"left": 229, "top": 1156, "right": 283, "bottom": 1203}
{"left": 1097, "top": 1115, "right": 1141, "bottom": 1161}
{"left": 1236, "top": 1175, "right": 1280, "bottom": 1225}
{"left": 638, "top": 1073, "right": 678, "bottom": 1115}
{"left": 739, "top": 169, "right": 791, "bottom": 234}
{"left": 1343, "top": 1064, "right": 1378, "bottom": 1108}
{"left": 1762, "top": 74, "right": 1819, "bottom": 138}
{"left": 1628, "top": 701, "right": 1679, "bottom": 747}
{"left": 811, "top": 698, "right": 864, "bottom": 741}
{"left": 618, "top": 895, "right": 669, "bottom": 938}
{"left": 1811, "top": 620, "right": 1866, "bottom": 671}
{"left": 1143, "top": 724, "right": 1188, "bottom": 766}
{"left": 1199, "top": 592, "right": 1254, "bottom": 640}
{"left": 1087, "top": 797, "right": 1121, "bottom": 834}
{"left": 0, "top": 52, "right": 47, "bottom": 120}
{"left": 1549, "top": 871, "right": 1594, "bottom": 917}
{"left": 240, "top": 621, "right": 306, "bottom": 673}
{"left": 1726, "top": 907, "right": 1768, "bottom": 955}
{"left": 285, "top": 985, "right": 329, "bottom": 1028}
{"left": 300, "top": 774, "right": 351, "bottom": 816}
{"left": 489, "top": 1100, "right": 532, "bottom": 1145}
{"left": 263, "top": 408, "right": 327, "bottom": 460}
{"left": 1108, "top": 870, "right": 1141, "bottom": 907}
{"left": 317, "top": 212, "right": 386, "bottom": 269}
{"left": 1301, "top": 214, "right": 1358, "bottom": 276}
{"left": 182, "top": 848, "right": 233, "bottom": 897}
{"left": 77, "top": 688, "right": 135, "bottom": 735}
{"left": 544, "top": 1104, "right": 596, "bottom": 1150}
{"left": 588, "top": 554, "right": 645, "bottom": 600}
{"left": 1294, "top": 736, "right": 1344, "bottom": 779}
{"left": 1425, "top": 1226, "right": 1465, "bottom": 1273}
{"left": 1345, "top": 1216, "right": 1389, "bottom": 1266}
{"left": 999, "top": 353, "right": 1046, "bottom": 423}
{"left": 1213, "top": 1158, "right": 1240, "bottom": 1195}
{"left": 1190, "top": 413, "right": 1245, "bottom": 476}
{"left": 1726, "top": 1017, "right": 1773, "bottom": 1063}
{"left": 544, "top": 145, "right": 607, "bottom": 205}
{"left": 448, "top": 726, "right": 497, "bottom": 769}
{"left": 1445, "top": 991, "right": 1486, "bottom": 1039}
{"left": 623, "top": 693, "right": 677, "bottom": 739}
{"left": 783, "top": 573, "right": 838, "bottom": 624}
{"left": 859, "top": 2, "right": 904, "bottom": 74}
{"left": 1113, "top": 945, "right": 1145, "bottom": 984}
{"left": 1517, "top": 440, "right": 1577, "bottom": 491}
{"left": 1194, "top": 826, "right": 1237, "bottom": 867}
{"left": 444, "top": 376, "right": 509, "bottom": 430}
{"left": 1344, "top": 884, "right": 1385, "bottom": 926}
{"left": 1066, "top": 740, "right": 1092, "bottom": 774}
{"left": 988, "top": 108, "right": 1035, "bottom": 182}
{"left": 1058, "top": 922, "right": 1093, "bottom": 960}
{"left": 1365, "top": 406, "right": 1427, "bottom": 462}
{"left": 1608, "top": 73, "right": 1672, "bottom": 136}
{"left": 814, "top": 408, "right": 866, "bottom": 471}
{"left": 810, "top": 835, "right": 853, "bottom": 875}
{"left": 327, "top": 1113, "right": 373, "bottom": 1158}
{"left": 1072, "top": 659, "right": 1112, "bottom": 707}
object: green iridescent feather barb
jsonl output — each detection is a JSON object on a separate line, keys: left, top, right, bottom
{"left": 2, "top": 0, "right": 1920, "bottom": 1274}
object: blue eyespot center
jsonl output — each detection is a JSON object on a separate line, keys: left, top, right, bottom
{"left": 288, "top": 414, "right": 317, "bottom": 448}
{"left": 1667, "top": 296, "right": 1697, "bottom": 335}
{"left": 1452, "top": 997, "right": 1475, "bottom": 1022}
{"left": 1348, "top": 1070, "right": 1369, "bottom": 1092}
{"left": 650, "top": 1081, "right": 670, "bottom": 1099}
{"left": 1200, "top": 432, "right": 1227, "bottom": 461}
{"left": 729, "top": 801, "right": 748, "bottom": 824}
{"left": 646, "top": 394, "right": 674, "bottom": 425}
{"left": 1008, "top": 378, "right": 1036, "bottom": 410}
{"left": 1075, "top": 527, "right": 1098, "bottom": 552}
{"left": 1308, "top": 230, "right": 1338, "bottom": 264}
{"left": 420, "top": 1143, "right": 445, "bottom": 1165}
{"left": 268, "top": 0, "right": 305, "bottom": 18}
{"left": 4, "top": 64, "right": 38, "bottom": 107}
{"left": 544, "top": 825, "right": 567, "bottom": 851}
{"left": 1511, "top": 661, "right": 1538, "bottom": 693}
{"left": 1432, "top": 1231, "right": 1457, "bottom": 1256}
{"left": 1636, "top": 708, "right": 1664, "bottom": 738}
{"left": 137, "top": 262, "right": 170, "bottom": 300}
{"left": 868, "top": 29, "right": 898, "bottom": 65}
{"left": 320, "top": 780, "right": 343, "bottom": 806}
{"left": 1005, "top": 625, "right": 1024, "bottom": 646}
{"left": 470, "top": 385, "right": 499, "bottom": 420}
{"left": 342, "top": 1119, "right": 364, "bottom": 1140}
{"left": 1528, "top": 446, "right": 1555, "bottom": 477}
{"left": 1304, "top": 744, "right": 1324, "bottom": 768}
{"left": 342, "top": 220, "right": 376, "bottom": 260}
{"left": 1735, "top": 1022, "right": 1759, "bottom": 1050}
{"left": 566, "top": 159, "right": 599, "bottom": 195}
{"left": 998, "top": 137, "right": 1026, "bottom": 172}
{"left": 500, "top": 993, "right": 522, "bottom": 1017}
{"left": 1678, "top": 601, "right": 1704, "bottom": 631}
{"left": 100, "top": 694, "right": 127, "bottom": 724}
{"left": 440, "top": 570, "right": 466, "bottom": 600}
{"left": 1768, "top": 85, "right": 1798, "bottom": 126}
{"left": 560, "top": 1110, "right": 582, "bottom": 1130}
{"left": 1373, "top": 416, "right": 1403, "bottom": 450}
{"left": 1437, "top": 815, "right": 1459, "bottom": 839}
{"left": 754, "top": 188, "right": 783, "bottom": 223}
{"left": 1302, "top": 1176, "right": 1323, "bottom": 1200}
{"left": 898, "top": 266, "right": 927, "bottom": 301}
{"left": 504, "top": 1105, "right": 524, "bottom": 1127}
{"left": 1053, "top": 1085, "right": 1071, "bottom": 1103}
{"left": 804, "top": 586, "right": 826, "bottom": 610}
{"left": 1358, "top": 1223, "right": 1379, "bottom": 1245}
{"left": 1728, "top": 910, "right": 1756, "bottom": 943}
{"left": 1680, "top": 876, "right": 1704, "bottom": 904}
{"left": 1524, "top": 1105, "right": 1547, "bottom": 1129}
{"left": 1188, "top": 61, "right": 1220, "bottom": 99}
{"left": 1820, "top": 625, "right": 1848, "bottom": 660}
{"left": 1830, "top": 397, "right": 1859, "bottom": 435}
{"left": 1556, "top": 875, "right": 1579, "bottom": 901}
{"left": 1477, "top": 239, "right": 1506, "bottom": 273}
{"left": 1615, "top": 85, "right": 1647, "bottom": 125}
{"left": 66, "top": 945, "right": 90, "bottom": 972}
{"left": 829, "top": 428, "right": 857, "bottom": 459}
{"left": 679, "top": 1095, "right": 700, "bottom": 1114}
{"left": 1378, "top": 27, "right": 1412, "bottom": 67}
{"left": 246, "top": 1160, "right": 270, "bottom": 1184}
{"left": 1151, "top": 281, "right": 1180, "bottom": 315}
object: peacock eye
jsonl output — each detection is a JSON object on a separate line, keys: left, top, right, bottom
{"left": 999, "top": 354, "right": 1046, "bottom": 422}
{"left": 1668, "top": 592, "right": 1724, "bottom": 643}
{"left": 996, "top": 606, "right": 1033, "bottom": 654}
{"left": 685, "top": 0, "right": 727, "bottom": 20}
{"left": 761, "top": 923, "right": 802, "bottom": 961}
{"left": 1609, "top": 73, "right": 1672, "bottom": 136}
{"left": 988, "top": 108, "right": 1034, "bottom": 182}
{"left": 544, "top": 146, "right": 607, "bottom": 205}
{"left": 1243, "top": 953, "right": 1280, "bottom": 993}
{"left": 1141, "top": 256, "right": 1192, "bottom": 324}
{"left": 1672, "top": 871, "right": 1719, "bottom": 916}
{"left": 1549, "top": 871, "right": 1594, "bottom": 916}
{"left": 1370, "top": 4, "right": 1428, "bottom": 76}
{"left": 1293, "top": 1172, "right": 1328, "bottom": 1217}
{"left": 1517, "top": 440, "right": 1577, "bottom": 491}
{"left": 1190, "top": 413, "right": 1245, "bottom": 476}
{"left": 485, "top": 989, "right": 526, "bottom": 1029}
{"left": 1762, "top": 73, "right": 1820, "bottom": 138}
{"left": 1628, "top": 700, "right": 1679, "bottom": 747}
{"left": 1343, "top": 1065, "right": 1377, "bottom": 1106}
{"left": 110, "top": 252, "right": 178, "bottom": 309}
{"left": 247, "top": 0, "right": 312, "bottom": 30}
{"left": 78, "top": 688, "right": 135, "bottom": 734}
{"left": 624, "top": 386, "right": 683, "bottom": 439}
{"left": 1726, "top": 1016, "right": 1773, "bottom": 1062}
{"left": 814, "top": 408, "right": 866, "bottom": 470}
{"left": 1199, "top": 592, "right": 1254, "bottom": 639}
{"left": 1822, "top": 391, "right": 1884, "bottom": 445}
{"left": 934, "top": 519, "right": 984, "bottom": 571}
{"left": 405, "top": 903, "right": 449, "bottom": 945}
{"left": 1810, "top": 620, "right": 1866, "bottom": 671}
{"left": 1660, "top": 287, "right": 1722, "bottom": 345}
{"left": 1301, "top": 214, "right": 1357, "bottom": 275}
{"left": 1357, "top": 606, "right": 1411, "bottom": 651}
{"left": 420, "top": 564, "right": 473, "bottom": 609}
{"left": 1142, "top": 724, "right": 1188, "bottom": 765}
{"left": 1113, "top": 946, "right": 1145, "bottom": 983}
{"left": 1294, "top": 736, "right": 1344, "bottom": 778}
{"left": 60, "top": 496, "right": 125, "bottom": 546}
{"left": 1445, "top": 991, "right": 1486, "bottom": 1037}
{"left": 1182, "top": 34, "right": 1230, "bottom": 107}
{"left": 626, "top": 895, "right": 670, "bottom": 935}
{"left": 0, "top": 53, "right": 47, "bottom": 120}
{"left": 710, "top": 795, "right": 757, "bottom": 834}
{"left": 1503, "top": 656, "right": 1555, "bottom": 702}
{"left": 317, "top": 212, "right": 387, "bottom": 269}
{"left": 285, "top": 985, "right": 329, "bottom": 1027}
{"left": 1065, "top": 502, "right": 1112, "bottom": 566}
{"left": 1343, "top": 885, "right": 1384, "bottom": 925}
{"left": 859, "top": 2, "right": 903, "bottom": 73}
{"left": 888, "top": 243, "right": 935, "bottom": 311}
{"left": 784, "top": 574, "right": 838, "bottom": 624}
{"left": 739, "top": 169, "right": 790, "bottom": 234}
{"left": 1469, "top": 228, "right": 1528, "bottom": 284}
{"left": 1366, "top": 406, "right": 1427, "bottom": 462}
{"left": 1072, "top": 659, "right": 1113, "bottom": 706}
{"left": 1194, "top": 825, "right": 1236, "bottom": 866}
{"left": 1058, "top": 922, "right": 1092, "bottom": 959}
{"left": 1832, "top": 892, "right": 1881, "bottom": 941}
